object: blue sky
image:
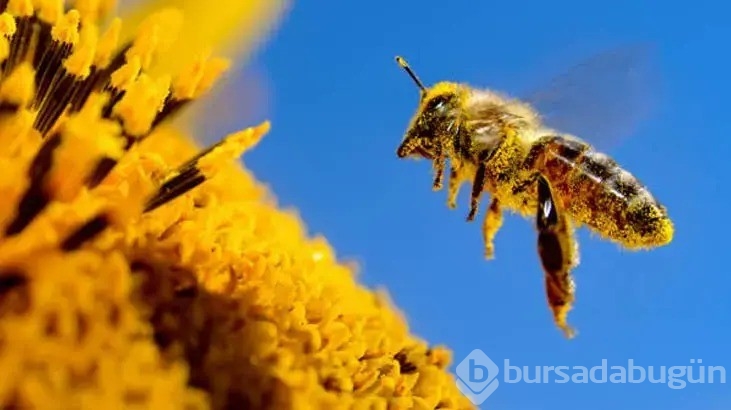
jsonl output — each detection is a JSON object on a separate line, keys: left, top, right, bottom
{"left": 200, "top": 1, "right": 729, "bottom": 408}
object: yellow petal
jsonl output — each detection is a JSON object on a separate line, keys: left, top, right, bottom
{"left": 118, "top": 0, "right": 290, "bottom": 76}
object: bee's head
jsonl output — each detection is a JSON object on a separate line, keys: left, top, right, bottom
{"left": 395, "top": 56, "right": 464, "bottom": 160}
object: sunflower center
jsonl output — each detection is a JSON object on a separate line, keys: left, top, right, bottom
{"left": 0, "top": 0, "right": 268, "bottom": 256}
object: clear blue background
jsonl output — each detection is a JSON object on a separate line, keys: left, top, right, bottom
{"left": 208, "top": 1, "right": 729, "bottom": 409}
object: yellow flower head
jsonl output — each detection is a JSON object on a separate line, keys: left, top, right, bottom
{"left": 0, "top": 0, "right": 475, "bottom": 409}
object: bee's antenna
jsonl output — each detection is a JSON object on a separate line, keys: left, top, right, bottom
{"left": 395, "top": 56, "right": 427, "bottom": 93}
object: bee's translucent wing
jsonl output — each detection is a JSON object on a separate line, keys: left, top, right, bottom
{"left": 523, "top": 44, "right": 661, "bottom": 152}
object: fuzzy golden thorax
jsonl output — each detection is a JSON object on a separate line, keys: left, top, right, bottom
{"left": 395, "top": 76, "right": 541, "bottom": 211}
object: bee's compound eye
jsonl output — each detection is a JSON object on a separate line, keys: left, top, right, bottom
{"left": 427, "top": 98, "right": 447, "bottom": 112}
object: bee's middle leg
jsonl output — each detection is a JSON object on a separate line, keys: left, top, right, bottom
{"left": 467, "top": 162, "right": 487, "bottom": 221}
{"left": 482, "top": 198, "right": 502, "bottom": 259}
{"left": 535, "top": 174, "right": 579, "bottom": 339}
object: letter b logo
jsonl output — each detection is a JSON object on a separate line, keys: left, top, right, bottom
{"left": 456, "top": 349, "right": 500, "bottom": 405}
{"left": 469, "top": 359, "right": 489, "bottom": 382}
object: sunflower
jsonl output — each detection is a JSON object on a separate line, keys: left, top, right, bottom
{"left": 0, "top": 0, "right": 475, "bottom": 408}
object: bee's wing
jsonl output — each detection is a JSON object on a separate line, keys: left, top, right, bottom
{"left": 522, "top": 43, "right": 661, "bottom": 152}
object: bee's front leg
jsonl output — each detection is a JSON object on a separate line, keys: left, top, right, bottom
{"left": 431, "top": 145, "right": 446, "bottom": 191}
{"left": 482, "top": 198, "right": 502, "bottom": 259}
{"left": 535, "top": 174, "right": 579, "bottom": 339}
{"left": 447, "top": 162, "right": 465, "bottom": 209}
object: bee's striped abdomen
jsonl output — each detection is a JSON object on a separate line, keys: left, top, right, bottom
{"left": 527, "top": 135, "right": 673, "bottom": 249}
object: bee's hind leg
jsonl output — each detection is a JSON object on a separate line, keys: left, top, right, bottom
{"left": 482, "top": 198, "right": 503, "bottom": 259}
{"left": 535, "top": 175, "right": 579, "bottom": 339}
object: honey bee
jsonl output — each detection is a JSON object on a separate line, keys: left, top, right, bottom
{"left": 394, "top": 49, "right": 674, "bottom": 338}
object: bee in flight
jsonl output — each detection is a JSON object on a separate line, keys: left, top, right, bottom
{"left": 393, "top": 49, "right": 674, "bottom": 338}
